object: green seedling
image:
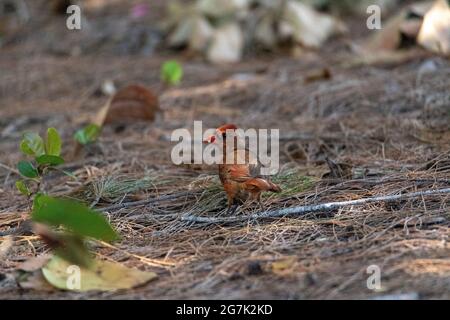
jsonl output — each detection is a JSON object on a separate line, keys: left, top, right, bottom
{"left": 15, "top": 127, "right": 119, "bottom": 267}
{"left": 16, "top": 128, "right": 65, "bottom": 194}
{"left": 74, "top": 124, "right": 101, "bottom": 145}
{"left": 161, "top": 60, "right": 183, "bottom": 86}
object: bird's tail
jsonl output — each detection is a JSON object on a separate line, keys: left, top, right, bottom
{"left": 243, "top": 178, "right": 281, "bottom": 193}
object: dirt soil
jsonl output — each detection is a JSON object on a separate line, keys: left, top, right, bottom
{"left": 1, "top": 0, "right": 450, "bottom": 299}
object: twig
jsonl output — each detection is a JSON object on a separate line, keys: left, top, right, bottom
{"left": 0, "top": 220, "right": 32, "bottom": 237}
{"left": 0, "top": 227, "right": 21, "bottom": 237}
{"left": 181, "top": 187, "right": 450, "bottom": 224}
{"left": 96, "top": 240, "right": 175, "bottom": 268}
{"left": 100, "top": 191, "right": 194, "bottom": 212}
{"left": 0, "top": 162, "right": 20, "bottom": 175}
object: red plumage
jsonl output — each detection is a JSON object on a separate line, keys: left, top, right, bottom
{"left": 207, "top": 124, "right": 281, "bottom": 214}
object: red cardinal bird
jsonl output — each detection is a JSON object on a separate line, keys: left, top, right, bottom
{"left": 204, "top": 124, "right": 281, "bottom": 214}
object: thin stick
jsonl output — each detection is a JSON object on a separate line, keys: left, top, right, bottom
{"left": 181, "top": 187, "right": 450, "bottom": 224}
{"left": 0, "top": 162, "right": 20, "bottom": 175}
{"left": 0, "top": 220, "right": 32, "bottom": 237}
{"left": 96, "top": 240, "right": 175, "bottom": 268}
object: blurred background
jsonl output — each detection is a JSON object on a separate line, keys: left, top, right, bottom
{"left": 1, "top": 0, "right": 448, "bottom": 122}
{"left": 0, "top": 0, "right": 444, "bottom": 59}
{"left": 1, "top": 0, "right": 450, "bottom": 300}
{"left": 0, "top": 0, "right": 430, "bottom": 56}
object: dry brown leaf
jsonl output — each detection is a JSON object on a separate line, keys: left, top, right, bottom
{"left": 94, "top": 84, "right": 161, "bottom": 127}
{"left": 400, "top": 20, "right": 424, "bottom": 38}
{"left": 364, "top": 2, "right": 431, "bottom": 52}
{"left": 17, "top": 255, "right": 51, "bottom": 272}
{"left": 15, "top": 254, "right": 54, "bottom": 292}
{"left": 42, "top": 255, "right": 157, "bottom": 292}
{"left": 207, "top": 23, "right": 244, "bottom": 64}
{"left": 281, "top": 1, "right": 346, "bottom": 48}
{"left": 16, "top": 270, "right": 56, "bottom": 292}
{"left": 418, "top": 0, "right": 450, "bottom": 56}
{"left": 304, "top": 68, "right": 332, "bottom": 84}
{"left": 33, "top": 223, "right": 93, "bottom": 268}
{"left": 190, "top": 16, "right": 214, "bottom": 52}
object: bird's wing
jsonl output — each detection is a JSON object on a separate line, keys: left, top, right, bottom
{"left": 243, "top": 148, "right": 262, "bottom": 178}
{"left": 243, "top": 178, "right": 282, "bottom": 192}
{"left": 228, "top": 164, "right": 252, "bottom": 183}
{"left": 224, "top": 148, "right": 261, "bottom": 182}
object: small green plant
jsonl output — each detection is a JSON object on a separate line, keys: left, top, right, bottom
{"left": 15, "top": 127, "right": 119, "bottom": 267}
{"left": 32, "top": 194, "right": 119, "bottom": 267}
{"left": 74, "top": 123, "right": 101, "bottom": 145}
{"left": 16, "top": 128, "right": 64, "bottom": 196}
{"left": 161, "top": 60, "right": 183, "bottom": 86}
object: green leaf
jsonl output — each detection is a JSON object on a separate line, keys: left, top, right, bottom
{"left": 22, "top": 132, "right": 45, "bottom": 157}
{"left": 33, "top": 193, "right": 45, "bottom": 211}
{"left": 161, "top": 60, "right": 183, "bottom": 86}
{"left": 32, "top": 196, "right": 119, "bottom": 242}
{"left": 53, "top": 234, "right": 92, "bottom": 268}
{"left": 45, "top": 128, "right": 62, "bottom": 156}
{"left": 42, "top": 232, "right": 92, "bottom": 268}
{"left": 74, "top": 124, "right": 101, "bottom": 145}
{"left": 18, "top": 161, "right": 39, "bottom": 178}
{"left": 20, "top": 140, "right": 35, "bottom": 156}
{"left": 15, "top": 180, "right": 31, "bottom": 196}
{"left": 36, "top": 155, "right": 65, "bottom": 166}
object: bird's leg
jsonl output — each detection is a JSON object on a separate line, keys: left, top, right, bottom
{"left": 257, "top": 193, "right": 265, "bottom": 211}
{"left": 227, "top": 203, "right": 239, "bottom": 215}
{"left": 247, "top": 192, "right": 264, "bottom": 211}
{"left": 226, "top": 195, "right": 239, "bottom": 214}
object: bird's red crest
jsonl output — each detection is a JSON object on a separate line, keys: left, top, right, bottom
{"left": 204, "top": 124, "right": 238, "bottom": 144}
{"left": 216, "top": 124, "right": 238, "bottom": 134}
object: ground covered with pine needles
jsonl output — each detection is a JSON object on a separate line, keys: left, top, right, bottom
{"left": 1, "top": 0, "right": 450, "bottom": 299}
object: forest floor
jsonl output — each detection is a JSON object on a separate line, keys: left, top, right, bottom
{"left": 1, "top": 1, "right": 450, "bottom": 299}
